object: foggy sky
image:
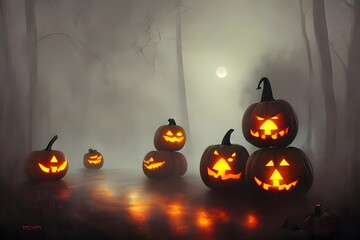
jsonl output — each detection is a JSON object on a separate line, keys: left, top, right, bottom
{"left": 3, "top": 0, "right": 354, "bottom": 177}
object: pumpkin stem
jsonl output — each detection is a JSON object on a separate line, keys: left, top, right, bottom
{"left": 88, "top": 148, "right": 96, "bottom": 153}
{"left": 257, "top": 77, "right": 275, "bottom": 102}
{"left": 314, "top": 204, "right": 322, "bottom": 216}
{"left": 45, "top": 135, "right": 58, "bottom": 151}
{"left": 221, "top": 129, "right": 234, "bottom": 146}
{"left": 168, "top": 118, "right": 177, "bottom": 126}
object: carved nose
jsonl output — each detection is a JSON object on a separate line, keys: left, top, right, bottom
{"left": 260, "top": 120, "right": 278, "bottom": 135}
{"left": 270, "top": 169, "right": 283, "bottom": 181}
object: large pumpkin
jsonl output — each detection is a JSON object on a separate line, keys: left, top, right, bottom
{"left": 200, "top": 129, "right": 249, "bottom": 191}
{"left": 242, "top": 77, "right": 298, "bottom": 148}
{"left": 154, "top": 118, "right": 186, "bottom": 151}
{"left": 245, "top": 147, "right": 313, "bottom": 196}
{"left": 83, "top": 149, "right": 104, "bottom": 169}
{"left": 143, "top": 150, "right": 187, "bottom": 179}
{"left": 25, "top": 135, "right": 68, "bottom": 182}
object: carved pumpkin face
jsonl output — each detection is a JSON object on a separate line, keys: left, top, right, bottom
{"left": 83, "top": 149, "right": 104, "bottom": 169}
{"left": 25, "top": 135, "right": 69, "bottom": 182}
{"left": 143, "top": 151, "right": 187, "bottom": 179}
{"left": 246, "top": 147, "right": 313, "bottom": 195}
{"left": 154, "top": 118, "right": 186, "bottom": 151}
{"left": 200, "top": 129, "right": 249, "bottom": 191}
{"left": 242, "top": 77, "right": 298, "bottom": 148}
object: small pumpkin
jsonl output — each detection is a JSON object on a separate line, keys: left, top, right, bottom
{"left": 25, "top": 135, "right": 68, "bottom": 182}
{"left": 83, "top": 149, "right": 104, "bottom": 169}
{"left": 200, "top": 129, "right": 249, "bottom": 191}
{"left": 242, "top": 77, "right": 298, "bottom": 148}
{"left": 154, "top": 118, "right": 186, "bottom": 151}
{"left": 245, "top": 147, "right": 313, "bottom": 196}
{"left": 143, "top": 150, "right": 187, "bottom": 179}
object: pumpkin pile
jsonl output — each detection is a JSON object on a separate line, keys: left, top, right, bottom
{"left": 142, "top": 118, "right": 188, "bottom": 179}
{"left": 199, "top": 129, "right": 249, "bottom": 191}
{"left": 242, "top": 77, "right": 313, "bottom": 196}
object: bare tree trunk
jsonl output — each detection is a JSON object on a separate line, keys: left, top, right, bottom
{"left": 313, "top": 0, "right": 337, "bottom": 164}
{"left": 175, "top": 0, "right": 191, "bottom": 151}
{"left": 299, "top": 0, "right": 314, "bottom": 155}
{"left": 25, "top": 0, "right": 37, "bottom": 150}
{"left": 345, "top": 1, "right": 360, "bottom": 206}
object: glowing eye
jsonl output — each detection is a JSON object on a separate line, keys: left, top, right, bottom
{"left": 231, "top": 152, "right": 236, "bottom": 157}
{"left": 166, "top": 130, "right": 173, "bottom": 136}
{"left": 280, "top": 159, "right": 290, "bottom": 166}
{"left": 213, "top": 150, "right": 219, "bottom": 155}
{"left": 271, "top": 115, "right": 279, "bottom": 120}
{"left": 50, "top": 156, "right": 58, "bottom": 163}
{"left": 256, "top": 116, "right": 264, "bottom": 120}
{"left": 266, "top": 160, "right": 274, "bottom": 167}
{"left": 176, "top": 132, "right": 183, "bottom": 137}
{"left": 228, "top": 158, "right": 234, "bottom": 162}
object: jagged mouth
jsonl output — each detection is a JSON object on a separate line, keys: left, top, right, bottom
{"left": 254, "top": 176, "right": 298, "bottom": 191}
{"left": 207, "top": 168, "right": 241, "bottom": 180}
{"left": 143, "top": 159, "right": 165, "bottom": 170}
{"left": 87, "top": 159, "right": 102, "bottom": 164}
{"left": 163, "top": 136, "right": 184, "bottom": 143}
{"left": 250, "top": 127, "right": 289, "bottom": 140}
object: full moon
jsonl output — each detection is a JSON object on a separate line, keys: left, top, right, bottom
{"left": 216, "top": 66, "right": 227, "bottom": 78}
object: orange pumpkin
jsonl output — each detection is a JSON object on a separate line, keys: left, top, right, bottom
{"left": 83, "top": 149, "right": 104, "bottom": 169}
{"left": 245, "top": 147, "right": 313, "bottom": 196}
{"left": 154, "top": 118, "right": 186, "bottom": 151}
{"left": 242, "top": 77, "right": 298, "bottom": 148}
{"left": 200, "top": 129, "right": 249, "bottom": 191}
{"left": 25, "top": 135, "right": 68, "bottom": 182}
{"left": 143, "top": 150, "right": 187, "bottom": 179}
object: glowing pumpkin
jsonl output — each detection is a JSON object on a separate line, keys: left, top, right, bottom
{"left": 200, "top": 129, "right": 249, "bottom": 191}
{"left": 245, "top": 147, "right": 313, "bottom": 195}
{"left": 242, "top": 77, "right": 298, "bottom": 148}
{"left": 83, "top": 149, "right": 104, "bottom": 169}
{"left": 25, "top": 135, "right": 68, "bottom": 182}
{"left": 143, "top": 150, "right": 187, "bottom": 179}
{"left": 154, "top": 118, "right": 186, "bottom": 151}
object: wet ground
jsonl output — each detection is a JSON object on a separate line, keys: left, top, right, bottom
{"left": 1, "top": 169, "right": 359, "bottom": 240}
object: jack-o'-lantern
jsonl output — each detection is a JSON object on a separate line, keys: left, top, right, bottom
{"left": 242, "top": 77, "right": 298, "bottom": 148}
{"left": 245, "top": 147, "right": 313, "bottom": 196}
{"left": 25, "top": 135, "right": 69, "bottom": 182}
{"left": 200, "top": 129, "right": 249, "bottom": 191}
{"left": 83, "top": 149, "right": 104, "bottom": 169}
{"left": 154, "top": 118, "right": 186, "bottom": 151}
{"left": 143, "top": 150, "right": 187, "bottom": 179}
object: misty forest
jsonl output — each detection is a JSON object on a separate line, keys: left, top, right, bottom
{"left": 1, "top": 0, "right": 360, "bottom": 238}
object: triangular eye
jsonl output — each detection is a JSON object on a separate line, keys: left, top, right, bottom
{"left": 266, "top": 160, "right": 274, "bottom": 167}
{"left": 256, "top": 116, "right": 264, "bottom": 120}
{"left": 213, "top": 150, "right": 219, "bottom": 155}
{"left": 166, "top": 130, "right": 173, "bottom": 136}
{"left": 231, "top": 152, "right": 236, "bottom": 157}
{"left": 50, "top": 156, "right": 58, "bottom": 163}
{"left": 271, "top": 114, "right": 279, "bottom": 120}
{"left": 176, "top": 132, "right": 183, "bottom": 136}
{"left": 280, "top": 159, "right": 290, "bottom": 166}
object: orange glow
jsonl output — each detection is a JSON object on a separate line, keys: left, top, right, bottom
{"left": 38, "top": 159, "right": 67, "bottom": 173}
{"left": 196, "top": 209, "right": 213, "bottom": 231}
{"left": 207, "top": 158, "right": 241, "bottom": 180}
{"left": 87, "top": 157, "right": 102, "bottom": 164}
{"left": 254, "top": 176, "right": 298, "bottom": 191}
{"left": 165, "top": 202, "right": 189, "bottom": 234}
{"left": 250, "top": 114, "right": 290, "bottom": 140}
{"left": 163, "top": 135, "right": 184, "bottom": 143}
{"left": 143, "top": 157, "right": 165, "bottom": 170}
{"left": 243, "top": 213, "right": 259, "bottom": 229}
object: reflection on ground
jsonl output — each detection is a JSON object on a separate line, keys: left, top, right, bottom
{"left": 0, "top": 169, "right": 357, "bottom": 239}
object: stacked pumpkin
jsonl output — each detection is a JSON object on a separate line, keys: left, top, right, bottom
{"left": 142, "top": 118, "right": 188, "bottom": 179}
{"left": 242, "top": 77, "right": 313, "bottom": 196}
